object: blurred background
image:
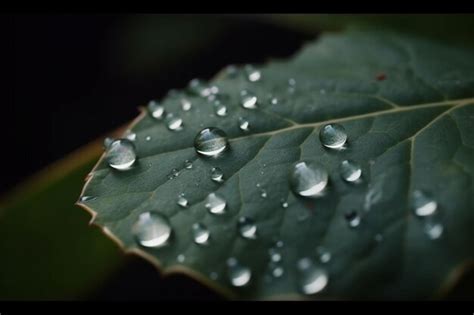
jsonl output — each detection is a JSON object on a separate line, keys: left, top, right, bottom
{"left": 3, "top": 14, "right": 474, "bottom": 300}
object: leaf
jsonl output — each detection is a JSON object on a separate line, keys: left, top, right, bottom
{"left": 78, "top": 30, "right": 474, "bottom": 300}
{"left": 0, "top": 141, "right": 125, "bottom": 299}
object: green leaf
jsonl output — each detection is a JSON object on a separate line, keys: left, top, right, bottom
{"left": 0, "top": 143, "right": 125, "bottom": 299}
{"left": 79, "top": 30, "right": 474, "bottom": 300}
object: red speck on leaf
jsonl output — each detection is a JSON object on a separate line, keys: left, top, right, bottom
{"left": 376, "top": 73, "right": 387, "bottom": 81}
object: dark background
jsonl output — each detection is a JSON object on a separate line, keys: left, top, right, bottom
{"left": 5, "top": 14, "right": 315, "bottom": 300}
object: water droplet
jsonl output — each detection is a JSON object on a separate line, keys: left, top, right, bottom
{"left": 106, "top": 139, "right": 137, "bottom": 171}
{"left": 424, "top": 219, "right": 444, "bottom": 240}
{"left": 288, "top": 78, "right": 296, "bottom": 86}
{"left": 194, "top": 127, "right": 229, "bottom": 157}
{"left": 132, "top": 212, "right": 171, "bottom": 248}
{"left": 240, "top": 90, "right": 258, "bottom": 109}
{"left": 269, "top": 249, "right": 282, "bottom": 263}
{"left": 239, "top": 117, "right": 250, "bottom": 132}
{"left": 215, "top": 104, "right": 227, "bottom": 117}
{"left": 211, "top": 167, "right": 224, "bottom": 183}
{"left": 272, "top": 266, "right": 284, "bottom": 278}
{"left": 177, "top": 194, "right": 188, "bottom": 208}
{"left": 180, "top": 98, "right": 192, "bottom": 111}
{"left": 317, "top": 247, "right": 331, "bottom": 263}
{"left": 168, "top": 168, "right": 180, "bottom": 180}
{"left": 188, "top": 78, "right": 208, "bottom": 97}
{"left": 79, "top": 195, "right": 96, "bottom": 202}
{"left": 276, "top": 240, "right": 284, "bottom": 248}
{"left": 210, "top": 272, "right": 219, "bottom": 280}
{"left": 319, "top": 123, "right": 347, "bottom": 149}
{"left": 184, "top": 160, "right": 193, "bottom": 169}
{"left": 260, "top": 189, "right": 267, "bottom": 198}
{"left": 238, "top": 216, "right": 257, "bottom": 239}
{"left": 281, "top": 199, "right": 289, "bottom": 208}
{"left": 145, "top": 135, "right": 151, "bottom": 141}
{"left": 245, "top": 65, "right": 261, "bottom": 82}
{"left": 290, "top": 161, "right": 329, "bottom": 198}
{"left": 227, "top": 258, "right": 251, "bottom": 287}
{"left": 345, "top": 210, "right": 361, "bottom": 228}
{"left": 412, "top": 190, "right": 437, "bottom": 217}
{"left": 177, "top": 254, "right": 186, "bottom": 263}
{"left": 224, "top": 65, "right": 238, "bottom": 78}
{"left": 340, "top": 160, "right": 362, "bottom": 182}
{"left": 297, "top": 258, "right": 328, "bottom": 295}
{"left": 192, "top": 222, "right": 210, "bottom": 245}
{"left": 147, "top": 100, "right": 166, "bottom": 120}
{"left": 124, "top": 130, "right": 137, "bottom": 141}
{"left": 374, "top": 233, "right": 384, "bottom": 243}
{"left": 205, "top": 193, "right": 226, "bottom": 214}
{"left": 270, "top": 97, "right": 279, "bottom": 105}
{"left": 103, "top": 137, "right": 114, "bottom": 149}
{"left": 165, "top": 114, "right": 183, "bottom": 131}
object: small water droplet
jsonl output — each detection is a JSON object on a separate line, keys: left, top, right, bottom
{"left": 272, "top": 266, "right": 284, "bottom": 278}
{"left": 147, "top": 100, "right": 166, "bottom": 120}
{"left": 180, "top": 98, "right": 192, "bottom": 111}
{"left": 239, "top": 117, "right": 250, "bottom": 132}
{"left": 276, "top": 240, "right": 284, "bottom": 248}
{"left": 290, "top": 161, "right": 328, "bottom": 198}
{"left": 317, "top": 247, "right": 331, "bottom": 263}
{"left": 227, "top": 258, "right": 251, "bottom": 287}
{"left": 375, "top": 233, "right": 384, "bottom": 243}
{"left": 168, "top": 168, "right": 180, "bottom": 180}
{"left": 192, "top": 222, "right": 210, "bottom": 245}
{"left": 260, "top": 189, "right": 267, "bottom": 198}
{"left": 194, "top": 127, "right": 229, "bottom": 157}
{"left": 211, "top": 167, "right": 224, "bottom": 183}
{"left": 165, "top": 114, "right": 183, "bottom": 131}
{"left": 215, "top": 104, "right": 228, "bottom": 116}
{"left": 240, "top": 90, "right": 258, "bottom": 109}
{"left": 106, "top": 139, "right": 137, "bottom": 171}
{"left": 319, "top": 124, "right": 347, "bottom": 149}
{"left": 340, "top": 160, "right": 362, "bottom": 182}
{"left": 188, "top": 78, "right": 209, "bottom": 97}
{"left": 270, "top": 97, "right": 279, "bottom": 105}
{"left": 177, "top": 194, "right": 188, "bottom": 208}
{"left": 412, "top": 190, "right": 437, "bottom": 217}
{"left": 124, "top": 130, "right": 137, "bottom": 141}
{"left": 288, "top": 78, "right": 296, "bottom": 86}
{"left": 79, "top": 195, "right": 96, "bottom": 202}
{"left": 210, "top": 272, "right": 219, "bottom": 280}
{"left": 103, "top": 137, "right": 114, "bottom": 149}
{"left": 205, "top": 193, "right": 226, "bottom": 214}
{"left": 132, "top": 212, "right": 171, "bottom": 248}
{"left": 145, "top": 135, "right": 151, "bottom": 141}
{"left": 345, "top": 210, "right": 361, "bottom": 228}
{"left": 245, "top": 65, "right": 261, "bottom": 82}
{"left": 238, "top": 216, "right": 257, "bottom": 239}
{"left": 184, "top": 160, "right": 193, "bottom": 169}
{"left": 177, "top": 254, "right": 186, "bottom": 263}
{"left": 424, "top": 218, "right": 444, "bottom": 240}
{"left": 281, "top": 199, "right": 289, "bottom": 208}
{"left": 269, "top": 250, "right": 282, "bottom": 263}
{"left": 297, "top": 258, "right": 328, "bottom": 295}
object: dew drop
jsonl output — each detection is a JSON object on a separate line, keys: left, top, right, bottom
{"left": 210, "top": 272, "right": 219, "bottom": 280}
{"left": 106, "top": 139, "right": 137, "bottom": 171}
{"left": 145, "top": 135, "right": 151, "bottom": 141}
{"left": 211, "top": 167, "right": 224, "bottom": 183}
{"left": 79, "top": 195, "right": 96, "bottom": 202}
{"left": 297, "top": 258, "right": 328, "bottom": 295}
{"left": 272, "top": 266, "right": 284, "bottom": 278}
{"left": 374, "top": 233, "right": 384, "bottom": 243}
{"left": 240, "top": 90, "right": 258, "bottom": 109}
{"left": 168, "top": 168, "right": 180, "bottom": 180}
{"left": 176, "top": 254, "right": 186, "bottom": 263}
{"left": 147, "top": 100, "right": 166, "bottom": 120}
{"left": 166, "top": 114, "right": 183, "bottom": 131}
{"left": 319, "top": 123, "right": 347, "bottom": 149}
{"left": 269, "top": 249, "right": 282, "bottom": 263}
{"left": 345, "top": 210, "right": 361, "bottom": 228}
{"left": 260, "top": 189, "right": 267, "bottom": 198}
{"left": 132, "top": 212, "right": 172, "bottom": 248}
{"left": 276, "top": 240, "right": 284, "bottom": 248}
{"left": 290, "top": 161, "right": 329, "bottom": 198}
{"left": 188, "top": 78, "right": 209, "bottom": 97}
{"left": 238, "top": 216, "right": 257, "bottom": 240}
{"left": 192, "top": 222, "right": 210, "bottom": 245}
{"left": 103, "top": 137, "right": 114, "bottom": 149}
{"left": 412, "top": 190, "right": 437, "bottom": 217}
{"left": 184, "top": 160, "right": 193, "bottom": 169}
{"left": 194, "top": 127, "right": 229, "bottom": 157}
{"left": 177, "top": 194, "right": 189, "bottom": 208}
{"left": 317, "top": 247, "right": 331, "bottom": 264}
{"left": 180, "top": 98, "right": 192, "bottom": 111}
{"left": 239, "top": 117, "right": 250, "bottom": 132}
{"left": 215, "top": 104, "right": 227, "bottom": 117}
{"left": 124, "top": 130, "right": 137, "bottom": 141}
{"left": 205, "top": 193, "right": 226, "bottom": 214}
{"left": 227, "top": 258, "right": 251, "bottom": 287}
{"left": 424, "top": 219, "right": 444, "bottom": 240}
{"left": 281, "top": 199, "right": 289, "bottom": 208}
{"left": 340, "top": 160, "right": 362, "bottom": 182}
{"left": 245, "top": 65, "right": 261, "bottom": 82}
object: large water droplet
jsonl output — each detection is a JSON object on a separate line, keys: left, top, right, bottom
{"left": 177, "top": 194, "right": 189, "bottom": 208}
{"left": 297, "top": 258, "right": 328, "bottom": 295}
{"left": 147, "top": 100, "right": 166, "bottom": 120}
{"left": 106, "top": 139, "right": 137, "bottom": 171}
{"left": 205, "top": 193, "right": 226, "bottom": 214}
{"left": 340, "top": 160, "right": 362, "bottom": 182}
{"left": 132, "top": 212, "right": 171, "bottom": 248}
{"left": 412, "top": 190, "right": 437, "bottom": 217}
{"left": 165, "top": 114, "right": 183, "bottom": 131}
{"left": 238, "top": 216, "right": 257, "bottom": 239}
{"left": 192, "top": 222, "right": 210, "bottom": 245}
{"left": 319, "top": 123, "right": 347, "bottom": 149}
{"left": 227, "top": 258, "right": 251, "bottom": 287}
{"left": 290, "top": 161, "right": 329, "bottom": 198}
{"left": 211, "top": 167, "right": 224, "bottom": 183}
{"left": 240, "top": 90, "right": 258, "bottom": 109}
{"left": 194, "top": 127, "right": 229, "bottom": 157}
{"left": 344, "top": 210, "right": 361, "bottom": 228}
